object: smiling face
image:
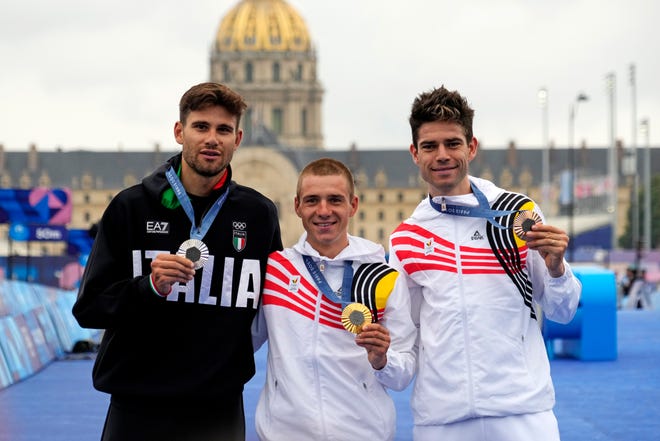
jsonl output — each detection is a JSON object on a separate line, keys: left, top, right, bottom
{"left": 295, "top": 173, "right": 358, "bottom": 259}
{"left": 174, "top": 105, "right": 243, "bottom": 195}
{"left": 410, "top": 120, "right": 478, "bottom": 197}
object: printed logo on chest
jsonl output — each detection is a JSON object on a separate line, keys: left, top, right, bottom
{"left": 146, "top": 221, "right": 169, "bottom": 234}
{"left": 232, "top": 221, "right": 247, "bottom": 252}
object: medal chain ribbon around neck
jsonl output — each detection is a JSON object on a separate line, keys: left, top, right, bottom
{"left": 428, "top": 181, "right": 520, "bottom": 230}
{"left": 302, "top": 256, "right": 354, "bottom": 307}
{"left": 166, "top": 166, "right": 230, "bottom": 240}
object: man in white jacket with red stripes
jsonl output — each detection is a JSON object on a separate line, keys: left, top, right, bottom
{"left": 389, "top": 86, "right": 581, "bottom": 441}
{"left": 252, "top": 158, "right": 417, "bottom": 441}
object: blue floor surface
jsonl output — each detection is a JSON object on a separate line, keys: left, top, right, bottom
{"left": 1, "top": 309, "right": 659, "bottom": 441}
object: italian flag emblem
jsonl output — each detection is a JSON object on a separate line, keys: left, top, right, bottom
{"left": 233, "top": 230, "right": 247, "bottom": 252}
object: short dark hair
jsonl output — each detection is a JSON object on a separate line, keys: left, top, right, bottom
{"left": 409, "top": 86, "right": 474, "bottom": 148}
{"left": 297, "top": 158, "right": 355, "bottom": 199}
{"left": 179, "top": 82, "right": 247, "bottom": 126}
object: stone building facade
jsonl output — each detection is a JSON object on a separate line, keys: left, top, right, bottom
{"left": 0, "top": 0, "right": 654, "bottom": 257}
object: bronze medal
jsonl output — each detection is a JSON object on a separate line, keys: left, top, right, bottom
{"left": 513, "top": 210, "right": 542, "bottom": 241}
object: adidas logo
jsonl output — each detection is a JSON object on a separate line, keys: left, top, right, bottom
{"left": 471, "top": 230, "right": 484, "bottom": 240}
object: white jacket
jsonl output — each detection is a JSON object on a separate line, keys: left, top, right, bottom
{"left": 252, "top": 233, "right": 417, "bottom": 441}
{"left": 388, "top": 177, "right": 581, "bottom": 426}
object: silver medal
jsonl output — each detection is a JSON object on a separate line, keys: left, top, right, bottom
{"left": 177, "top": 239, "right": 209, "bottom": 270}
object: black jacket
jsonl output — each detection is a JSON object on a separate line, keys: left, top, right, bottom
{"left": 73, "top": 154, "right": 282, "bottom": 405}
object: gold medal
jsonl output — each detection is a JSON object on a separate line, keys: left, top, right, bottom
{"left": 341, "top": 303, "right": 373, "bottom": 334}
{"left": 513, "top": 210, "right": 542, "bottom": 241}
{"left": 177, "top": 239, "right": 209, "bottom": 270}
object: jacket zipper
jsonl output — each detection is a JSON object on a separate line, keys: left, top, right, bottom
{"left": 456, "top": 214, "right": 477, "bottom": 417}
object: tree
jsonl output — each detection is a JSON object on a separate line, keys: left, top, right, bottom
{"left": 620, "top": 174, "right": 660, "bottom": 249}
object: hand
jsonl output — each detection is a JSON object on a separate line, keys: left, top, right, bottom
{"left": 150, "top": 253, "right": 195, "bottom": 294}
{"left": 524, "top": 223, "right": 568, "bottom": 278}
{"left": 355, "top": 322, "right": 390, "bottom": 370}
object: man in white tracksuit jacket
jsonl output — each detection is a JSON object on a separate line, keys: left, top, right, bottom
{"left": 252, "top": 158, "right": 417, "bottom": 441}
{"left": 389, "top": 86, "right": 582, "bottom": 441}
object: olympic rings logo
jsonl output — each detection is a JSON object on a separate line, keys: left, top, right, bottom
{"left": 233, "top": 221, "right": 247, "bottom": 230}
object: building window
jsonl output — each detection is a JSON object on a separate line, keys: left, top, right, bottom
{"left": 398, "top": 211, "right": 405, "bottom": 221}
{"left": 295, "top": 63, "right": 303, "bottom": 81}
{"left": 398, "top": 192, "right": 404, "bottom": 202}
{"left": 84, "top": 212, "right": 91, "bottom": 222}
{"left": 38, "top": 172, "right": 51, "bottom": 187}
{"left": 272, "top": 108, "right": 283, "bottom": 135}
{"left": 244, "top": 109, "right": 253, "bottom": 140}
{"left": 245, "top": 62, "right": 253, "bottom": 83}
{"left": 82, "top": 173, "right": 93, "bottom": 190}
{"left": 378, "top": 228, "right": 385, "bottom": 240}
{"left": 20, "top": 173, "right": 32, "bottom": 188}
{"left": 84, "top": 193, "right": 90, "bottom": 204}
{"left": 378, "top": 193, "right": 384, "bottom": 202}
{"left": 359, "top": 211, "right": 365, "bottom": 220}
{"left": 359, "top": 228, "right": 365, "bottom": 238}
{"left": 301, "top": 108, "right": 307, "bottom": 136}
{"left": 378, "top": 211, "right": 384, "bottom": 221}
{"left": 273, "top": 62, "right": 280, "bottom": 82}
{"left": 223, "top": 62, "right": 231, "bottom": 82}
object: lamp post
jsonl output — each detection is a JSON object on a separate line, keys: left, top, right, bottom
{"left": 641, "top": 118, "right": 651, "bottom": 253}
{"left": 568, "top": 93, "right": 589, "bottom": 262}
{"left": 630, "top": 64, "right": 640, "bottom": 256}
{"left": 605, "top": 72, "right": 618, "bottom": 250}
{"left": 538, "top": 88, "right": 550, "bottom": 209}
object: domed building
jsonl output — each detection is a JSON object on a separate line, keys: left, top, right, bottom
{"left": 211, "top": 0, "right": 427, "bottom": 248}
{"left": 210, "top": 0, "right": 324, "bottom": 150}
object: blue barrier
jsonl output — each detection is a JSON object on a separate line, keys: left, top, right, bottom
{"left": 0, "top": 280, "right": 100, "bottom": 390}
{"left": 0, "top": 316, "right": 37, "bottom": 381}
{"left": 543, "top": 266, "right": 617, "bottom": 361}
{"left": 0, "top": 345, "right": 11, "bottom": 388}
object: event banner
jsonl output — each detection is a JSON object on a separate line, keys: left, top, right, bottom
{"left": 0, "top": 188, "right": 72, "bottom": 225}
{"left": 8, "top": 224, "right": 69, "bottom": 242}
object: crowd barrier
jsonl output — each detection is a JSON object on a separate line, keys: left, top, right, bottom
{"left": 542, "top": 266, "right": 618, "bottom": 361}
{"left": 0, "top": 280, "right": 100, "bottom": 390}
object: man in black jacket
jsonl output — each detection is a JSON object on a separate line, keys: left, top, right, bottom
{"left": 73, "top": 82, "right": 283, "bottom": 441}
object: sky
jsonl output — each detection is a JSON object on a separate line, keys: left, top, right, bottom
{"left": 1, "top": 0, "right": 658, "bottom": 152}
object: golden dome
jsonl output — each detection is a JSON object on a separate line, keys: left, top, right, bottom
{"left": 216, "top": 0, "right": 312, "bottom": 52}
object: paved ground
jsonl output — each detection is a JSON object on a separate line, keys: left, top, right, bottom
{"left": 1, "top": 309, "right": 659, "bottom": 441}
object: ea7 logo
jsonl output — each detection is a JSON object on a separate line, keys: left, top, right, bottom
{"left": 146, "top": 221, "right": 170, "bottom": 234}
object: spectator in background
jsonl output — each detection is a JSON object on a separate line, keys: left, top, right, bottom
{"left": 617, "top": 266, "right": 637, "bottom": 309}
{"left": 625, "top": 268, "right": 655, "bottom": 310}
